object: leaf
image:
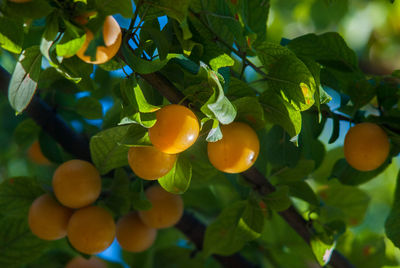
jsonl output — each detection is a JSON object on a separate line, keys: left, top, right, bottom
{"left": 133, "top": 84, "right": 160, "bottom": 113}
{"left": 286, "top": 181, "right": 319, "bottom": 207}
{"left": 145, "top": 0, "right": 191, "bottom": 23}
{"left": 122, "top": 42, "right": 179, "bottom": 74}
{"left": 256, "top": 42, "right": 316, "bottom": 111}
{"left": 273, "top": 159, "right": 315, "bottom": 183}
{"left": 233, "top": 97, "right": 266, "bottom": 130}
{"left": 205, "top": 119, "right": 223, "bottom": 142}
{"left": 55, "top": 32, "right": 86, "bottom": 58}
{"left": 130, "top": 180, "right": 152, "bottom": 211}
{"left": 8, "top": 46, "right": 42, "bottom": 113}
{"left": 158, "top": 155, "right": 192, "bottom": 194}
{"left": 200, "top": 65, "right": 237, "bottom": 124}
{"left": 203, "top": 200, "right": 264, "bottom": 256}
{"left": 5, "top": 0, "right": 53, "bottom": 19}
{"left": 0, "top": 17, "right": 24, "bottom": 54}
{"left": 263, "top": 126, "right": 302, "bottom": 167}
{"left": 385, "top": 171, "right": 400, "bottom": 249}
{"left": 239, "top": 0, "right": 270, "bottom": 44}
{"left": 13, "top": 119, "right": 40, "bottom": 147}
{"left": 319, "top": 181, "right": 370, "bottom": 226}
{"left": 0, "top": 216, "right": 49, "bottom": 267}
{"left": 260, "top": 88, "right": 302, "bottom": 139}
{"left": 210, "top": 54, "right": 235, "bottom": 71}
{"left": 330, "top": 158, "right": 389, "bottom": 186}
{"left": 227, "top": 77, "right": 257, "bottom": 98}
{"left": 263, "top": 186, "right": 291, "bottom": 211}
{"left": 103, "top": 169, "right": 131, "bottom": 216}
{"left": 43, "top": 11, "right": 60, "bottom": 41}
{"left": 90, "top": 125, "right": 131, "bottom": 174}
{"left": 118, "top": 124, "right": 151, "bottom": 147}
{"left": 287, "top": 32, "right": 359, "bottom": 72}
{"left": 0, "top": 177, "right": 44, "bottom": 218}
{"left": 38, "top": 131, "right": 64, "bottom": 164}
{"left": 96, "top": 0, "right": 133, "bottom": 18}
{"left": 311, "top": 237, "right": 336, "bottom": 266}
{"left": 328, "top": 114, "right": 340, "bottom": 144}
{"left": 76, "top": 97, "right": 103, "bottom": 119}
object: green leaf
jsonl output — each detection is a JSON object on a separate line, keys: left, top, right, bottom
{"left": 210, "top": 54, "right": 235, "bottom": 71}
{"left": 385, "top": 171, "right": 400, "bottom": 249}
{"left": 287, "top": 32, "right": 359, "bottom": 71}
{"left": 43, "top": 11, "right": 60, "bottom": 41}
{"left": 330, "top": 158, "right": 389, "bottom": 186}
{"left": 118, "top": 124, "right": 151, "bottom": 147}
{"left": 205, "top": 119, "right": 223, "bottom": 142}
{"left": 38, "top": 131, "right": 64, "bottom": 164}
{"left": 159, "top": 155, "right": 192, "bottom": 194}
{"left": 263, "top": 126, "right": 301, "bottom": 167}
{"left": 120, "top": 113, "right": 157, "bottom": 129}
{"left": 260, "top": 88, "right": 302, "bottom": 139}
{"left": 256, "top": 42, "right": 316, "bottom": 111}
{"left": 200, "top": 65, "right": 237, "bottom": 124}
{"left": 133, "top": 84, "right": 160, "bottom": 113}
{"left": 319, "top": 181, "right": 370, "bottom": 226}
{"left": 233, "top": 97, "right": 266, "bottom": 130}
{"left": 122, "top": 42, "right": 179, "bottom": 74}
{"left": 145, "top": 0, "right": 191, "bottom": 23}
{"left": 0, "top": 17, "right": 24, "bottom": 54}
{"left": 0, "top": 177, "right": 44, "bottom": 218}
{"left": 239, "top": 0, "right": 270, "bottom": 44}
{"left": 8, "top": 46, "right": 42, "bottom": 113}
{"left": 75, "top": 97, "right": 103, "bottom": 119}
{"left": 55, "top": 32, "right": 86, "bottom": 58}
{"left": 13, "top": 119, "right": 40, "bottom": 147}
{"left": 5, "top": 0, "right": 53, "bottom": 19}
{"left": 286, "top": 181, "right": 319, "bottom": 207}
{"left": 0, "top": 216, "right": 49, "bottom": 267}
{"left": 311, "top": 237, "right": 336, "bottom": 266}
{"left": 103, "top": 169, "right": 131, "bottom": 216}
{"left": 272, "top": 159, "right": 315, "bottom": 183}
{"left": 203, "top": 200, "right": 264, "bottom": 256}
{"left": 227, "top": 77, "right": 257, "bottom": 98}
{"left": 263, "top": 186, "right": 291, "bottom": 211}
{"left": 90, "top": 125, "right": 131, "bottom": 174}
{"left": 96, "top": 0, "right": 133, "bottom": 17}
{"left": 130, "top": 180, "right": 152, "bottom": 211}
{"left": 154, "top": 246, "right": 207, "bottom": 268}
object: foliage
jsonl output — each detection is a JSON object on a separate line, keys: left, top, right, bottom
{"left": 0, "top": 0, "right": 399, "bottom": 267}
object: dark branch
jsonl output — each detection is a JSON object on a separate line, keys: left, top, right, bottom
{"left": 0, "top": 67, "right": 91, "bottom": 161}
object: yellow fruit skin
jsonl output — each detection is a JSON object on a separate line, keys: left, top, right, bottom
{"left": 28, "top": 194, "right": 73, "bottom": 240}
{"left": 27, "top": 141, "right": 51, "bottom": 165}
{"left": 128, "top": 146, "right": 176, "bottom": 180}
{"left": 76, "top": 16, "right": 122, "bottom": 64}
{"left": 207, "top": 122, "right": 260, "bottom": 173}
{"left": 67, "top": 206, "right": 116, "bottom": 255}
{"left": 52, "top": 159, "right": 101, "bottom": 209}
{"left": 149, "top": 104, "right": 200, "bottom": 154}
{"left": 344, "top": 122, "right": 390, "bottom": 171}
{"left": 116, "top": 212, "right": 157, "bottom": 252}
{"left": 139, "top": 185, "right": 183, "bottom": 229}
{"left": 65, "top": 256, "right": 107, "bottom": 268}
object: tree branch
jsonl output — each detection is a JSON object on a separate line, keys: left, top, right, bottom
{"left": 0, "top": 66, "right": 255, "bottom": 268}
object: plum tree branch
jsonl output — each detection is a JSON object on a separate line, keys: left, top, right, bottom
{"left": 0, "top": 66, "right": 255, "bottom": 268}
